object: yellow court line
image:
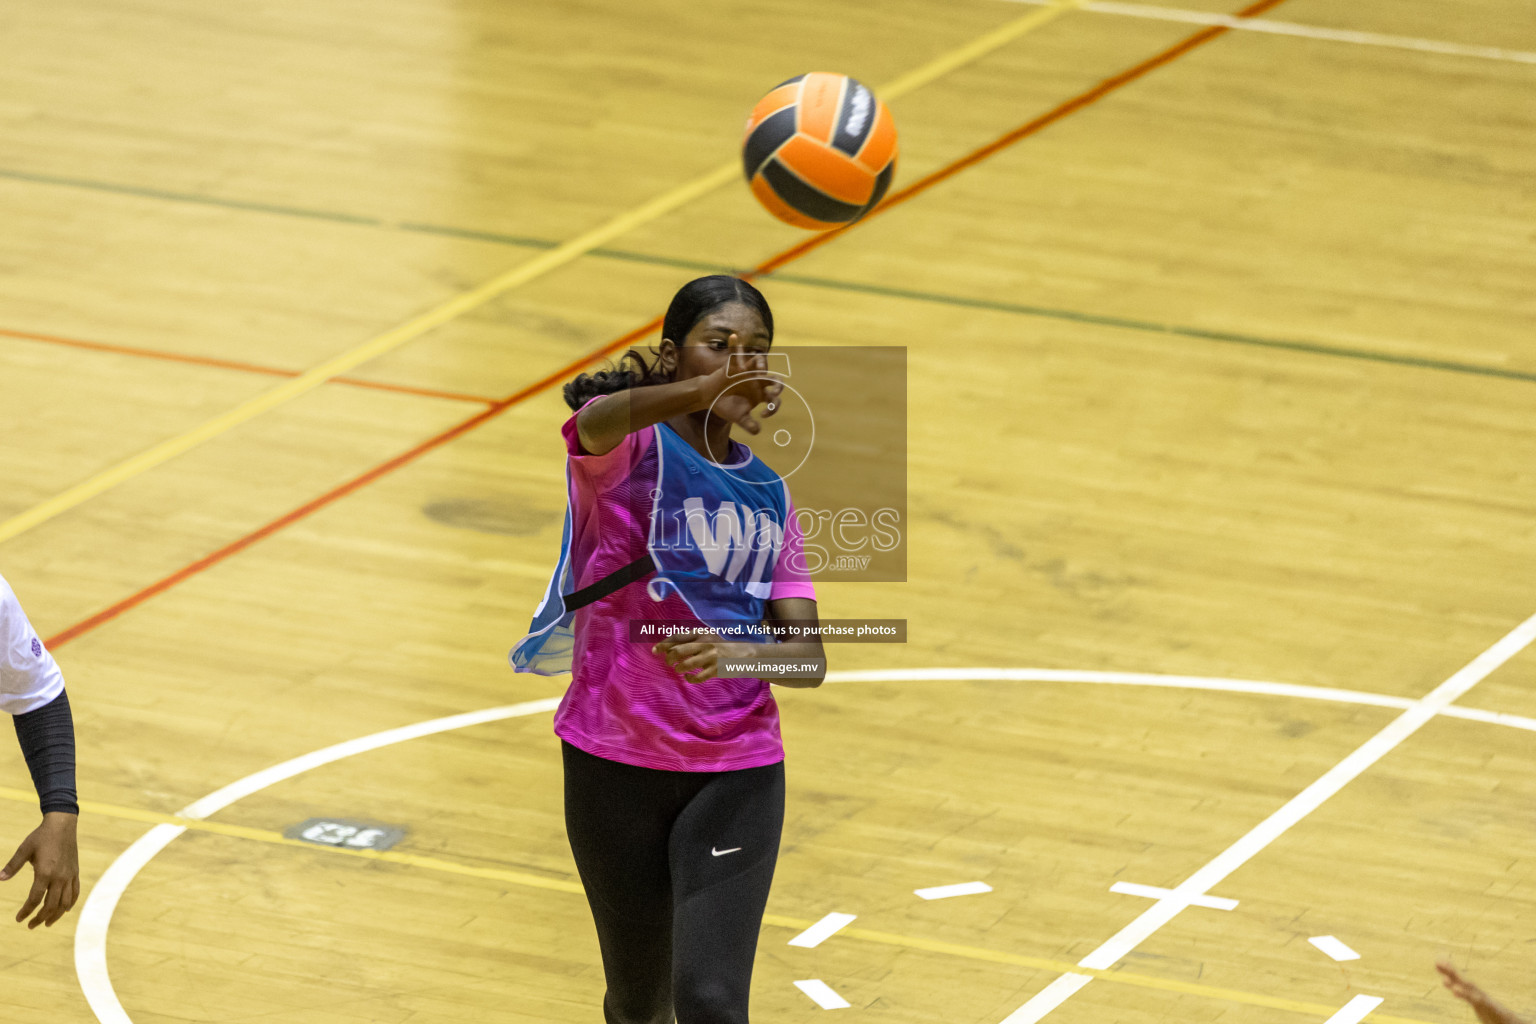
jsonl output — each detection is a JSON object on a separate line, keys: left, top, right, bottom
{"left": 0, "top": 785, "right": 1434, "bottom": 1022}
{"left": 878, "top": 0, "right": 1084, "bottom": 100}
{"left": 0, "top": 786, "right": 585, "bottom": 895}
{"left": 0, "top": 0, "right": 1082, "bottom": 547}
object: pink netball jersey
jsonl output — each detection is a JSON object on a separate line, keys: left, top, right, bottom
{"left": 510, "top": 395, "right": 816, "bottom": 772}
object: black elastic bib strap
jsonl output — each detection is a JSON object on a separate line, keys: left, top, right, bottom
{"left": 564, "top": 555, "right": 655, "bottom": 612}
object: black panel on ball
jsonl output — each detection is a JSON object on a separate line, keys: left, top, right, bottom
{"left": 860, "top": 161, "right": 896, "bottom": 217}
{"left": 761, "top": 159, "right": 865, "bottom": 224}
{"left": 831, "top": 79, "right": 875, "bottom": 157}
{"left": 742, "top": 107, "right": 798, "bottom": 181}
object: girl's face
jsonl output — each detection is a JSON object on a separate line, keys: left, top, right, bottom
{"left": 663, "top": 302, "right": 771, "bottom": 381}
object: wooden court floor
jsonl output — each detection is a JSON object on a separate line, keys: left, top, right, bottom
{"left": 1, "top": 0, "right": 1533, "bottom": 1021}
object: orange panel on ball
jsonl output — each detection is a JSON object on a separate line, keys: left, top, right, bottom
{"left": 744, "top": 82, "right": 802, "bottom": 134}
{"left": 795, "top": 72, "right": 846, "bottom": 144}
{"left": 776, "top": 135, "right": 876, "bottom": 206}
{"left": 854, "top": 102, "right": 899, "bottom": 175}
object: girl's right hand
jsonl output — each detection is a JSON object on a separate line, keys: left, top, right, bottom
{"left": 1437, "top": 961, "right": 1530, "bottom": 1024}
{"left": 699, "top": 350, "right": 784, "bottom": 436}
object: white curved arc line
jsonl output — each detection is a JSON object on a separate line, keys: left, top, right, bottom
{"left": 74, "top": 673, "right": 1536, "bottom": 1023}
{"left": 74, "top": 824, "right": 185, "bottom": 1024}
{"left": 178, "top": 699, "right": 561, "bottom": 820}
{"left": 827, "top": 668, "right": 1421, "bottom": 709}
{"left": 825, "top": 669, "right": 1536, "bottom": 732}
{"left": 1436, "top": 704, "right": 1536, "bottom": 732}
{"left": 74, "top": 697, "right": 561, "bottom": 1024}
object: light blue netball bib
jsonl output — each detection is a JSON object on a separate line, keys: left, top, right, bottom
{"left": 645, "top": 422, "right": 790, "bottom": 643}
{"left": 510, "top": 423, "right": 792, "bottom": 676}
{"left": 508, "top": 468, "right": 579, "bottom": 676}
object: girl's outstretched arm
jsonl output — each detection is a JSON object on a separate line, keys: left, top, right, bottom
{"left": 577, "top": 343, "right": 781, "bottom": 455}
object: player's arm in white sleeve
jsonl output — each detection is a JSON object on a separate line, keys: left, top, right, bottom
{"left": 0, "top": 575, "right": 81, "bottom": 930}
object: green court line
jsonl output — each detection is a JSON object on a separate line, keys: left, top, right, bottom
{"left": 6, "top": 165, "right": 1532, "bottom": 386}
{"left": 396, "top": 221, "right": 739, "bottom": 275}
{"left": 394, "top": 221, "right": 558, "bottom": 250}
{"left": 0, "top": 168, "right": 384, "bottom": 226}
{"left": 591, "top": 246, "right": 739, "bottom": 275}
{"left": 765, "top": 274, "right": 1536, "bottom": 385}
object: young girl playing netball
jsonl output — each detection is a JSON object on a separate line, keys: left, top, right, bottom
{"left": 511, "top": 275, "right": 825, "bottom": 1024}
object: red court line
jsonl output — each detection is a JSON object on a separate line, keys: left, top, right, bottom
{"left": 44, "top": 318, "right": 663, "bottom": 648}
{"left": 0, "top": 326, "right": 497, "bottom": 406}
{"left": 758, "top": 0, "right": 1289, "bottom": 275}
{"left": 328, "top": 376, "right": 497, "bottom": 405}
{"left": 44, "top": 0, "right": 1284, "bottom": 649}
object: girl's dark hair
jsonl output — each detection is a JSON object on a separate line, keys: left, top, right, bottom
{"left": 563, "top": 275, "right": 774, "bottom": 410}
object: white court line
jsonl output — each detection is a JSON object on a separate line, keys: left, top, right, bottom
{"left": 916, "top": 881, "right": 993, "bottom": 900}
{"left": 998, "top": 612, "right": 1536, "bottom": 1021}
{"left": 72, "top": 825, "right": 184, "bottom": 1024}
{"left": 1326, "top": 994, "right": 1385, "bottom": 1023}
{"left": 788, "top": 912, "right": 857, "bottom": 948}
{"left": 76, "top": 665, "right": 1536, "bottom": 1022}
{"left": 829, "top": 668, "right": 1419, "bottom": 710}
{"left": 1111, "top": 880, "right": 1237, "bottom": 910}
{"left": 828, "top": 668, "right": 1536, "bottom": 736}
{"left": 794, "top": 979, "right": 852, "bottom": 1010}
{"left": 1437, "top": 703, "right": 1536, "bottom": 732}
{"left": 999, "top": 0, "right": 1536, "bottom": 65}
{"left": 1310, "top": 935, "right": 1362, "bottom": 962}
{"left": 177, "top": 701, "right": 560, "bottom": 819}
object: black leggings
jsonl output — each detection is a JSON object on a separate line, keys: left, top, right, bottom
{"left": 561, "top": 741, "right": 785, "bottom": 1024}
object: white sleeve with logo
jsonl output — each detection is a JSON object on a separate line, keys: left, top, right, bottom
{"left": 0, "top": 574, "right": 66, "bottom": 716}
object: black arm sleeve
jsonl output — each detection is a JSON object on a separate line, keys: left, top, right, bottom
{"left": 13, "top": 690, "right": 78, "bottom": 816}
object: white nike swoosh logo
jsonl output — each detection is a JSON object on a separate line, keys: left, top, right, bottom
{"left": 711, "top": 846, "right": 742, "bottom": 857}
